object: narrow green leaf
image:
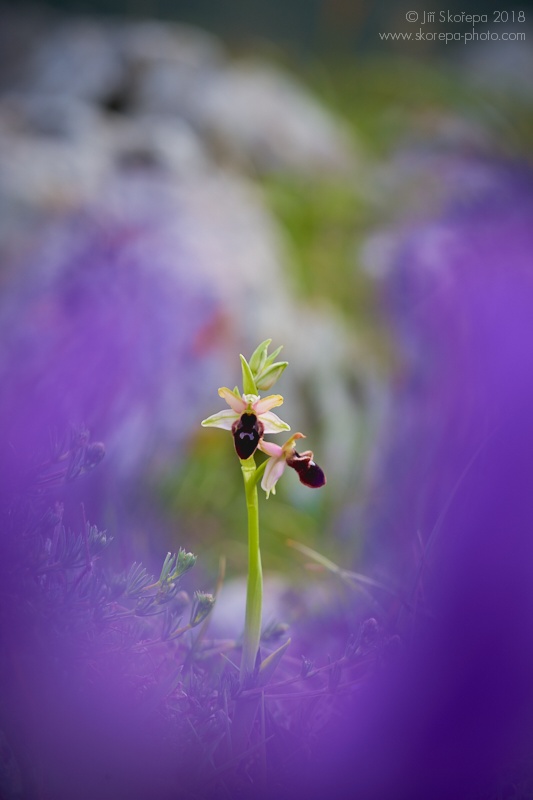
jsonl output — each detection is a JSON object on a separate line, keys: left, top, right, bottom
{"left": 159, "top": 552, "right": 174, "bottom": 582}
{"left": 248, "top": 339, "right": 271, "bottom": 374}
{"left": 256, "top": 638, "right": 291, "bottom": 687}
{"left": 287, "top": 540, "right": 400, "bottom": 596}
{"left": 251, "top": 459, "right": 268, "bottom": 488}
{"left": 262, "top": 345, "right": 283, "bottom": 369}
{"left": 240, "top": 354, "right": 257, "bottom": 395}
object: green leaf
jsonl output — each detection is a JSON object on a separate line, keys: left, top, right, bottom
{"left": 287, "top": 540, "right": 399, "bottom": 596}
{"left": 125, "top": 562, "right": 151, "bottom": 596}
{"left": 255, "top": 361, "right": 288, "bottom": 391}
{"left": 251, "top": 459, "right": 268, "bottom": 488}
{"left": 248, "top": 339, "right": 271, "bottom": 374}
{"left": 159, "top": 552, "right": 175, "bottom": 582}
{"left": 256, "top": 638, "right": 291, "bottom": 687}
{"left": 262, "top": 345, "right": 283, "bottom": 369}
{"left": 240, "top": 354, "right": 257, "bottom": 395}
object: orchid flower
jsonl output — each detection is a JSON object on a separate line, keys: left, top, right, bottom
{"left": 259, "top": 433, "right": 326, "bottom": 498}
{"left": 201, "top": 387, "right": 290, "bottom": 459}
{"left": 200, "top": 342, "right": 325, "bottom": 692}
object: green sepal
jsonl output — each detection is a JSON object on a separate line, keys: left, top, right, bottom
{"left": 248, "top": 339, "right": 271, "bottom": 374}
{"left": 256, "top": 638, "right": 291, "bottom": 687}
{"left": 262, "top": 345, "right": 283, "bottom": 369}
{"left": 233, "top": 386, "right": 241, "bottom": 397}
{"left": 255, "top": 361, "right": 288, "bottom": 391}
{"left": 240, "top": 354, "right": 257, "bottom": 395}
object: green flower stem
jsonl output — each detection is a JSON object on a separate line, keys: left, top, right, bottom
{"left": 240, "top": 455, "right": 263, "bottom": 685}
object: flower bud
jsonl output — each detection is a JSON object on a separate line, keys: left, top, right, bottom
{"left": 248, "top": 338, "right": 272, "bottom": 374}
{"left": 190, "top": 591, "right": 215, "bottom": 626}
{"left": 255, "top": 361, "right": 288, "bottom": 391}
{"left": 175, "top": 549, "right": 198, "bottom": 578}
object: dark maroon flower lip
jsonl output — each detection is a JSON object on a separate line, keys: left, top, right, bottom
{"left": 287, "top": 450, "right": 326, "bottom": 489}
{"left": 231, "top": 413, "right": 265, "bottom": 460}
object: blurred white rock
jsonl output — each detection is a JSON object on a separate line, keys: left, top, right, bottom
{"left": 101, "top": 113, "right": 211, "bottom": 177}
{"left": 22, "top": 18, "right": 126, "bottom": 103}
{"left": 120, "top": 19, "right": 224, "bottom": 68}
{"left": 124, "top": 19, "right": 225, "bottom": 121}
{"left": 191, "top": 63, "right": 357, "bottom": 177}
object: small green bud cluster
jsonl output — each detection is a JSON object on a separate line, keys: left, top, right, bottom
{"left": 159, "top": 548, "right": 197, "bottom": 587}
{"left": 241, "top": 339, "right": 288, "bottom": 394}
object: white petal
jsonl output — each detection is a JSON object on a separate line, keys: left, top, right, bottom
{"left": 201, "top": 409, "right": 240, "bottom": 430}
{"left": 260, "top": 411, "right": 290, "bottom": 434}
{"left": 218, "top": 387, "right": 246, "bottom": 413}
{"left": 261, "top": 457, "right": 286, "bottom": 499}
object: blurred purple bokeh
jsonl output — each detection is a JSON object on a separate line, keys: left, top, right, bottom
{"left": 0, "top": 173, "right": 227, "bottom": 514}
{"left": 301, "top": 164, "right": 533, "bottom": 799}
{"left": 0, "top": 173, "right": 228, "bottom": 799}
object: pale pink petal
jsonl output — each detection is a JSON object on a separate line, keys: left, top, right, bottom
{"left": 261, "top": 457, "right": 286, "bottom": 498}
{"left": 201, "top": 409, "right": 240, "bottom": 430}
{"left": 218, "top": 387, "right": 246, "bottom": 413}
{"left": 258, "top": 440, "right": 283, "bottom": 458}
{"left": 260, "top": 411, "right": 290, "bottom": 434}
{"left": 253, "top": 394, "right": 284, "bottom": 415}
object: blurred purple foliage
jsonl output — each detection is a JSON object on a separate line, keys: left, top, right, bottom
{"left": 0, "top": 173, "right": 226, "bottom": 506}
{"left": 299, "top": 163, "right": 533, "bottom": 799}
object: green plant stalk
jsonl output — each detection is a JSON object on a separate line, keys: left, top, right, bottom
{"left": 240, "top": 455, "right": 262, "bottom": 685}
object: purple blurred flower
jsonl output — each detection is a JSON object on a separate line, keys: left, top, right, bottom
{"left": 0, "top": 174, "right": 226, "bottom": 493}
{"left": 297, "top": 164, "right": 533, "bottom": 799}
{"left": 0, "top": 171, "right": 238, "bottom": 800}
